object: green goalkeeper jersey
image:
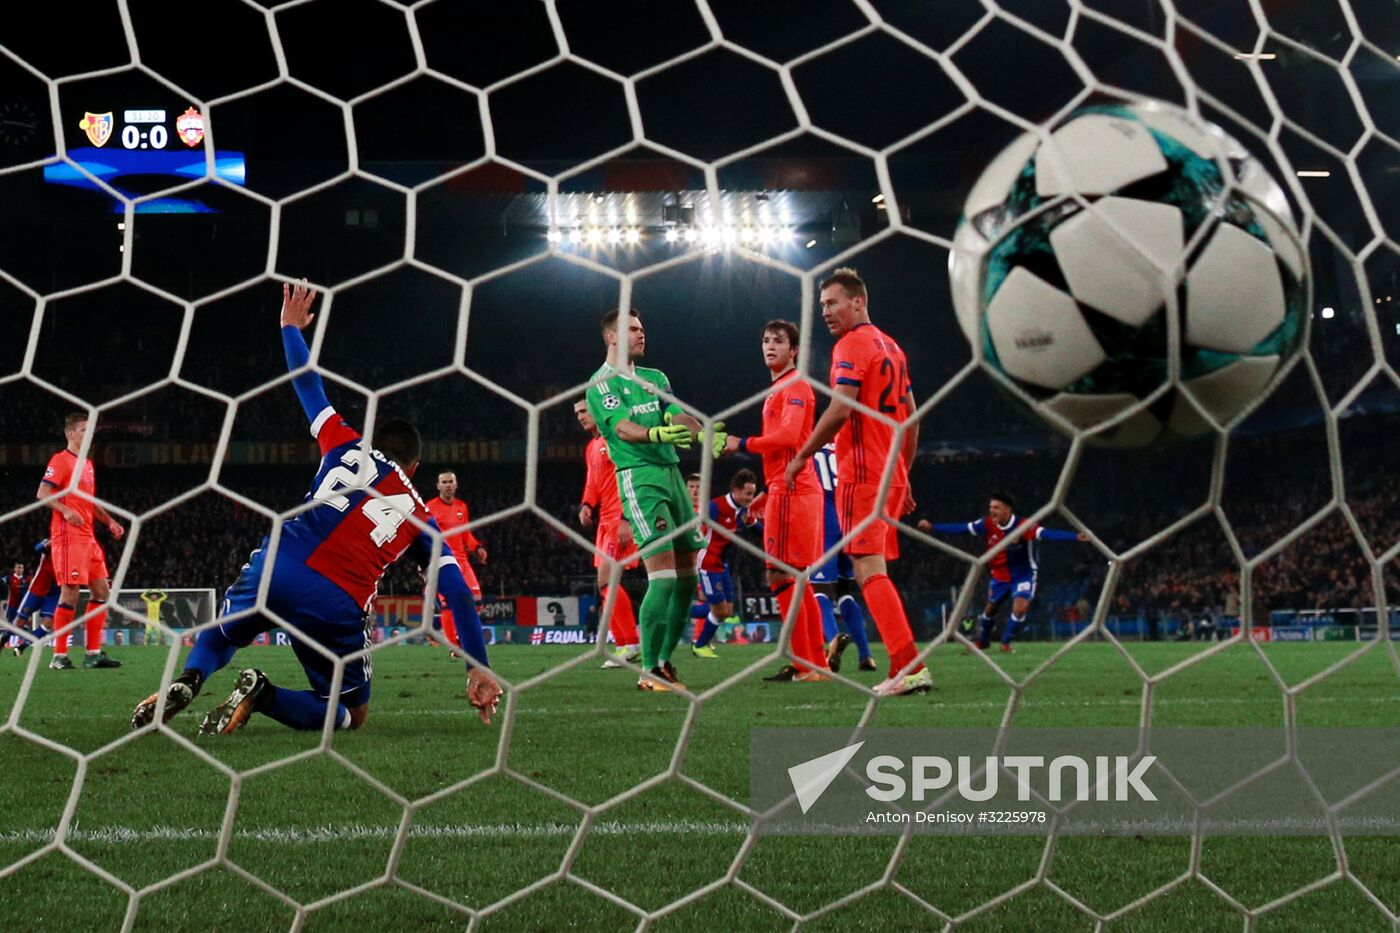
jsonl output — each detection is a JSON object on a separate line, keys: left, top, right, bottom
{"left": 585, "top": 363, "right": 685, "bottom": 470}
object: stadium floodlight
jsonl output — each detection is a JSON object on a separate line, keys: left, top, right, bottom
{"left": 568, "top": 228, "right": 583, "bottom": 245}
{"left": 739, "top": 226, "right": 756, "bottom": 244}
{"left": 546, "top": 229, "right": 562, "bottom": 244}
{"left": 624, "top": 228, "right": 641, "bottom": 245}
{"left": 586, "top": 227, "right": 604, "bottom": 246}
{"left": 805, "top": 238, "right": 817, "bottom": 248}
{"left": 1321, "top": 307, "right": 1336, "bottom": 319}
{"left": 664, "top": 228, "right": 679, "bottom": 243}
{"left": 605, "top": 227, "right": 622, "bottom": 245}
{"left": 683, "top": 227, "right": 697, "bottom": 244}
{"left": 1297, "top": 170, "right": 1330, "bottom": 177}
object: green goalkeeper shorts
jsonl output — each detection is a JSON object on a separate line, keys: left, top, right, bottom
{"left": 614, "top": 465, "right": 706, "bottom": 558}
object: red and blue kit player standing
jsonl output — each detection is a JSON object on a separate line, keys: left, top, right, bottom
{"left": 9, "top": 541, "right": 57, "bottom": 654}
{"left": 787, "top": 268, "right": 929, "bottom": 696}
{"left": 37, "top": 411, "right": 125, "bottom": 670}
{"left": 809, "top": 443, "right": 875, "bottom": 672}
{"left": 131, "top": 280, "right": 501, "bottom": 735}
{"left": 5, "top": 562, "right": 26, "bottom": 625}
{"left": 425, "top": 469, "right": 486, "bottom": 654}
{"left": 923, "top": 492, "right": 1087, "bottom": 651}
{"left": 690, "top": 470, "right": 760, "bottom": 657}
{"left": 575, "top": 399, "right": 641, "bottom": 668}
{"left": 724, "top": 320, "right": 830, "bottom": 681}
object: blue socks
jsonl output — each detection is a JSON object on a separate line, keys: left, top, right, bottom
{"left": 838, "top": 595, "right": 872, "bottom": 661}
{"left": 978, "top": 612, "right": 995, "bottom": 645}
{"left": 185, "top": 627, "right": 239, "bottom": 682}
{"left": 261, "top": 686, "right": 348, "bottom": 730}
{"left": 694, "top": 613, "right": 720, "bottom": 648}
{"left": 815, "top": 594, "right": 838, "bottom": 642}
{"left": 1003, "top": 613, "right": 1025, "bottom": 645}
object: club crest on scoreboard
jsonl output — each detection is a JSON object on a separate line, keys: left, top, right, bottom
{"left": 78, "top": 112, "right": 113, "bottom": 148}
{"left": 176, "top": 107, "right": 205, "bottom": 147}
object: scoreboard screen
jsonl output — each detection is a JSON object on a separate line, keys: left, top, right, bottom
{"left": 43, "top": 104, "right": 246, "bottom": 213}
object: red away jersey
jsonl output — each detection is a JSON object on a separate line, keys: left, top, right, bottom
{"left": 425, "top": 496, "right": 482, "bottom": 565}
{"left": 41, "top": 450, "right": 97, "bottom": 540}
{"left": 582, "top": 435, "right": 623, "bottom": 526}
{"left": 829, "top": 323, "right": 912, "bottom": 488}
{"left": 699, "top": 494, "right": 752, "bottom": 573}
{"left": 746, "top": 369, "right": 820, "bottom": 495}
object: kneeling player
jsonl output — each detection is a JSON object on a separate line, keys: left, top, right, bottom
{"left": 725, "top": 320, "right": 829, "bottom": 681}
{"left": 691, "top": 469, "right": 759, "bottom": 658}
{"left": 922, "top": 492, "right": 1086, "bottom": 651}
{"left": 131, "top": 281, "right": 500, "bottom": 734}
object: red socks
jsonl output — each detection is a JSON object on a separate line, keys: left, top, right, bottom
{"left": 861, "top": 573, "right": 923, "bottom": 677}
{"left": 773, "top": 581, "right": 829, "bottom": 673}
{"left": 52, "top": 604, "right": 74, "bottom": 655}
{"left": 440, "top": 608, "right": 458, "bottom": 647}
{"left": 601, "top": 584, "right": 639, "bottom": 648}
{"left": 86, "top": 607, "right": 107, "bottom": 652}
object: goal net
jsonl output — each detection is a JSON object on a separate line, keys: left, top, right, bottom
{"left": 0, "top": 0, "right": 1396, "bottom": 929}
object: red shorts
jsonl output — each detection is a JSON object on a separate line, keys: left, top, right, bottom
{"left": 51, "top": 532, "right": 108, "bottom": 586}
{"left": 461, "top": 560, "right": 482, "bottom": 601}
{"left": 763, "top": 491, "right": 823, "bottom": 570}
{"left": 837, "top": 483, "right": 906, "bottom": 560}
{"left": 594, "top": 518, "right": 639, "bottom": 570}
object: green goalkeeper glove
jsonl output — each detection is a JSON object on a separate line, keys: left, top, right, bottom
{"left": 648, "top": 423, "right": 693, "bottom": 447}
{"left": 699, "top": 421, "right": 727, "bottom": 459}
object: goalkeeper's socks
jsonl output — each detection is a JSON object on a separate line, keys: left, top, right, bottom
{"left": 662, "top": 572, "right": 699, "bottom": 663}
{"left": 259, "top": 686, "right": 348, "bottom": 730}
{"left": 815, "top": 593, "right": 838, "bottom": 643}
{"left": 838, "top": 595, "right": 872, "bottom": 660}
{"left": 638, "top": 570, "right": 678, "bottom": 670}
{"left": 977, "top": 613, "right": 996, "bottom": 646}
{"left": 694, "top": 612, "right": 720, "bottom": 648}
{"left": 186, "top": 627, "right": 239, "bottom": 682}
{"left": 1003, "top": 613, "right": 1025, "bottom": 645}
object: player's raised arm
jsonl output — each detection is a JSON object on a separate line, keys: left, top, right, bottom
{"left": 925, "top": 520, "right": 982, "bottom": 535}
{"left": 279, "top": 280, "right": 332, "bottom": 426}
{"left": 1034, "top": 526, "right": 1089, "bottom": 542}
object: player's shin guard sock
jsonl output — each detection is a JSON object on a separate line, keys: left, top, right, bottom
{"left": 772, "top": 581, "right": 815, "bottom": 673}
{"left": 601, "top": 585, "right": 639, "bottom": 647}
{"left": 639, "top": 571, "right": 678, "bottom": 670}
{"left": 664, "top": 573, "right": 698, "bottom": 662}
{"left": 815, "top": 593, "right": 838, "bottom": 643}
{"left": 440, "top": 608, "right": 458, "bottom": 647}
{"left": 186, "top": 627, "right": 239, "bottom": 682}
{"left": 977, "top": 613, "right": 995, "bottom": 646}
{"left": 695, "top": 612, "right": 721, "bottom": 648}
{"left": 798, "top": 585, "right": 830, "bottom": 671}
{"left": 838, "top": 595, "right": 872, "bottom": 660}
{"left": 258, "top": 686, "right": 347, "bottom": 730}
{"left": 1004, "top": 613, "right": 1025, "bottom": 645}
{"left": 84, "top": 607, "right": 108, "bottom": 653}
{"left": 51, "top": 604, "right": 75, "bottom": 655}
{"left": 860, "top": 574, "right": 922, "bottom": 677}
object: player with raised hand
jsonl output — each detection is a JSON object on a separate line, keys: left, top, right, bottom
{"left": 424, "top": 469, "right": 487, "bottom": 657}
{"left": 920, "top": 492, "right": 1087, "bottom": 651}
{"left": 131, "top": 280, "right": 500, "bottom": 734}
{"left": 575, "top": 399, "right": 641, "bottom": 668}
{"left": 690, "top": 469, "right": 760, "bottom": 659}
{"left": 585, "top": 308, "right": 722, "bottom": 692}
{"left": 786, "top": 268, "right": 929, "bottom": 697}
{"left": 37, "top": 412, "right": 124, "bottom": 670}
{"left": 723, "top": 320, "right": 831, "bottom": 681}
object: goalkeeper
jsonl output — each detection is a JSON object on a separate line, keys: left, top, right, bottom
{"left": 585, "top": 309, "right": 724, "bottom": 692}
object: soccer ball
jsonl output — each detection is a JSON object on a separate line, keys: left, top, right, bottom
{"left": 948, "top": 100, "right": 1308, "bottom": 446}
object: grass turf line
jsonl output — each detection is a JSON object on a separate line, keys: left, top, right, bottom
{"left": 0, "top": 642, "right": 1396, "bottom": 930}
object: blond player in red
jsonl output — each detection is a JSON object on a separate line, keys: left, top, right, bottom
{"left": 725, "top": 320, "right": 830, "bottom": 682}
{"left": 424, "top": 470, "right": 485, "bottom": 655}
{"left": 37, "top": 412, "right": 124, "bottom": 670}
{"left": 786, "top": 268, "right": 930, "bottom": 697}
{"left": 575, "top": 399, "right": 641, "bottom": 667}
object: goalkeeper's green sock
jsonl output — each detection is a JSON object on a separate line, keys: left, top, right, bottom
{"left": 662, "top": 571, "right": 699, "bottom": 664}
{"left": 639, "top": 570, "right": 678, "bottom": 670}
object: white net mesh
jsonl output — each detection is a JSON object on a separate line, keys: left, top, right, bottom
{"left": 1, "top": 0, "right": 1398, "bottom": 928}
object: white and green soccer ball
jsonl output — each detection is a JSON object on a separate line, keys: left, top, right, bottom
{"left": 949, "top": 99, "right": 1309, "bottom": 446}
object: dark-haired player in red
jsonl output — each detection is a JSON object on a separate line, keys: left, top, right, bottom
{"left": 726, "top": 320, "right": 830, "bottom": 681}
{"left": 37, "top": 412, "right": 124, "bottom": 670}
{"left": 132, "top": 280, "right": 501, "bottom": 734}
{"left": 575, "top": 399, "right": 641, "bottom": 667}
{"left": 425, "top": 469, "right": 487, "bottom": 656}
{"left": 786, "top": 268, "right": 929, "bottom": 697}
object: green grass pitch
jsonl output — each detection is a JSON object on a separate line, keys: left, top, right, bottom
{"left": 0, "top": 640, "right": 1397, "bottom": 930}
